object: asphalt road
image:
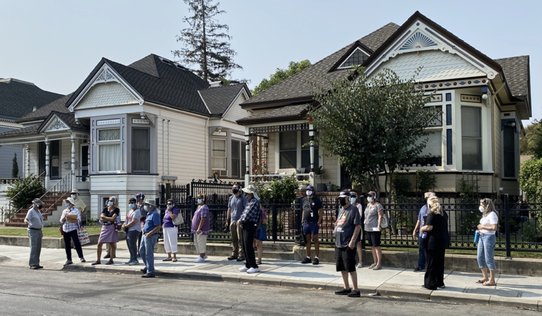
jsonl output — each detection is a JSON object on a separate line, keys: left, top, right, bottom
{"left": 0, "top": 265, "right": 538, "bottom": 316}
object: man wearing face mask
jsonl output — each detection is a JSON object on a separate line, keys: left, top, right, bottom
{"left": 140, "top": 199, "right": 161, "bottom": 278}
{"left": 412, "top": 192, "right": 435, "bottom": 272}
{"left": 301, "top": 184, "right": 324, "bottom": 264}
{"left": 334, "top": 190, "right": 362, "bottom": 297}
{"left": 225, "top": 183, "right": 247, "bottom": 261}
{"left": 70, "top": 189, "right": 87, "bottom": 224}
{"left": 24, "top": 198, "right": 44, "bottom": 269}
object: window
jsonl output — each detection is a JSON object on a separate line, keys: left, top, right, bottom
{"left": 503, "top": 125, "right": 516, "bottom": 178}
{"left": 279, "top": 131, "right": 297, "bottom": 169}
{"left": 231, "top": 139, "right": 246, "bottom": 179}
{"left": 98, "top": 128, "right": 121, "bottom": 172}
{"left": 212, "top": 139, "right": 226, "bottom": 170}
{"left": 132, "top": 128, "right": 150, "bottom": 173}
{"left": 461, "top": 107, "right": 482, "bottom": 170}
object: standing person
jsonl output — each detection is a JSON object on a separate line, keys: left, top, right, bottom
{"left": 421, "top": 196, "right": 449, "bottom": 290}
{"left": 412, "top": 192, "right": 435, "bottom": 272}
{"left": 24, "top": 198, "right": 44, "bottom": 269}
{"left": 364, "top": 191, "right": 384, "bottom": 270}
{"left": 122, "top": 197, "right": 141, "bottom": 265}
{"left": 59, "top": 197, "right": 85, "bottom": 265}
{"left": 301, "top": 184, "right": 324, "bottom": 265}
{"left": 140, "top": 199, "right": 161, "bottom": 278}
{"left": 253, "top": 207, "right": 268, "bottom": 265}
{"left": 225, "top": 183, "right": 247, "bottom": 261}
{"left": 70, "top": 189, "right": 87, "bottom": 224}
{"left": 135, "top": 192, "right": 146, "bottom": 258}
{"left": 334, "top": 190, "right": 362, "bottom": 298}
{"left": 92, "top": 196, "right": 120, "bottom": 265}
{"left": 163, "top": 199, "right": 180, "bottom": 262}
{"left": 192, "top": 194, "right": 210, "bottom": 263}
{"left": 238, "top": 185, "right": 261, "bottom": 274}
{"left": 476, "top": 198, "right": 499, "bottom": 286}
{"left": 350, "top": 191, "right": 364, "bottom": 268}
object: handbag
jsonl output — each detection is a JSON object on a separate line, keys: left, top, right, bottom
{"left": 77, "top": 227, "right": 90, "bottom": 245}
{"left": 380, "top": 211, "right": 389, "bottom": 229}
{"left": 172, "top": 212, "right": 184, "bottom": 226}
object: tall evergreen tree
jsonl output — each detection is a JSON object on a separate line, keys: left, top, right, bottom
{"left": 173, "top": 0, "right": 242, "bottom": 82}
{"left": 12, "top": 153, "right": 19, "bottom": 179}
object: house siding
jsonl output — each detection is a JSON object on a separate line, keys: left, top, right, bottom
{"left": 222, "top": 92, "right": 249, "bottom": 123}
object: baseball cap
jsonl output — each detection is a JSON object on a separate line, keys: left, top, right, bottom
{"left": 339, "top": 190, "right": 349, "bottom": 198}
{"left": 306, "top": 184, "right": 315, "bottom": 191}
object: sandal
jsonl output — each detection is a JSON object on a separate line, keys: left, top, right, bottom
{"left": 172, "top": 258, "right": 177, "bottom": 262}
{"left": 91, "top": 261, "right": 101, "bottom": 265}
{"left": 163, "top": 258, "right": 172, "bottom": 261}
{"left": 483, "top": 281, "right": 497, "bottom": 286}
{"left": 368, "top": 263, "right": 377, "bottom": 269}
{"left": 475, "top": 279, "right": 488, "bottom": 284}
{"left": 105, "top": 260, "right": 114, "bottom": 265}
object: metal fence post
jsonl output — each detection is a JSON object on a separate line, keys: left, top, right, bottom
{"left": 504, "top": 194, "right": 512, "bottom": 258}
{"left": 272, "top": 203, "right": 277, "bottom": 242}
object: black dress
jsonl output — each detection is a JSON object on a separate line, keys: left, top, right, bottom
{"left": 424, "top": 211, "right": 449, "bottom": 290}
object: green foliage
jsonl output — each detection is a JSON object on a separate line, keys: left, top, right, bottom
{"left": 520, "top": 120, "right": 542, "bottom": 157}
{"left": 416, "top": 170, "right": 436, "bottom": 193}
{"left": 309, "top": 66, "right": 437, "bottom": 198}
{"left": 457, "top": 175, "right": 480, "bottom": 235}
{"left": 391, "top": 173, "right": 411, "bottom": 201}
{"left": 252, "top": 60, "right": 311, "bottom": 95}
{"left": 173, "top": 0, "right": 242, "bottom": 81}
{"left": 11, "top": 153, "right": 19, "bottom": 179}
{"left": 253, "top": 176, "right": 298, "bottom": 204}
{"left": 519, "top": 158, "right": 542, "bottom": 203}
{"left": 5, "top": 174, "right": 46, "bottom": 210}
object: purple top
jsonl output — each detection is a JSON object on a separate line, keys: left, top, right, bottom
{"left": 163, "top": 207, "right": 180, "bottom": 228}
{"left": 191, "top": 204, "right": 210, "bottom": 235}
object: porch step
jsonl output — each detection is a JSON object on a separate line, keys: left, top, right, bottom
{"left": 4, "top": 191, "right": 69, "bottom": 227}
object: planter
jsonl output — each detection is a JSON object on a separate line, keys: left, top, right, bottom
{"left": 326, "top": 185, "right": 332, "bottom": 192}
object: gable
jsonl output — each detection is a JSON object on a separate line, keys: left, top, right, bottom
{"left": 40, "top": 115, "right": 70, "bottom": 133}
{"left": 365, "top": 18, "right": 499, "bottom": 81}
{"left": 69, "top": 64, "right": 143, "bottom": 111}
{"left": 337, "top": 47, "right": 371, "bottom": 70}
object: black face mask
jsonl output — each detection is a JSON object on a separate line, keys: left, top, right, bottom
{"left": 232, "top": 189, "right": 239, "bottom": 194}
{"left": 37, "top": 205, "right": 42, "bottom": 209}
{"left": 339, "top": 198, "right": 347, "bottom": 207}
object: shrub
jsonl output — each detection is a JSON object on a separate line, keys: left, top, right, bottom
{"left": 5, "top": 174, "right": 45, "bottom": 210}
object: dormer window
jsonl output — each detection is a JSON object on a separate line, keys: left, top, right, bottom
{"left": 338, "top": 47, "right": 369, "bottom": 70}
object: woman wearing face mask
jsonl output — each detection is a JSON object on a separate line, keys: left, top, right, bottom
{"left": 349, "top": 191, "right": 364, "bottom": 268}
{"left": 476, "top": 198, "right": 499, "bottom": 286}
{"left": 92, "top": 196, "right": 120, "bottom": 265}
{"left": 59, "top": 197, "right": 86, "bottom": 265}
{"left": 162, "top": 199, "right": 180, "bottom": 262}
{"left": 122, "top": 197, "right": 141, "bottom": 265}
{"left": 192, "top": 194, "right": 210, "bottom": 263}
{"left": 363, "top": 191, "right": 384, "bottom": 270}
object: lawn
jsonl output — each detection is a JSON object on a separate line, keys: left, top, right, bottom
{"left": 0, "top": 226, "right": 102, "bottom": 237}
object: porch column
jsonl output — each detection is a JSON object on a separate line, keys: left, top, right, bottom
{"left": 309, "top": 123, "right": 315, "bottom": 186}
{"left": 24, "top": 144, "right": 30, "bottom": 178}
{"left": 71, "top": 134, "right": 76, "bottom": 189}
{"left": 44, "top": 138, "right": 50, "bottom": 189}
{"left": 244, "top": 127, "right": 250, "bottom": 186}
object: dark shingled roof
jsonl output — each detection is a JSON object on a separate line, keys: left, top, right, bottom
{"left": 495, "top": 56, "right": 530, "bottom": 98}
{"left": 237, "top": 104, "right": 308, "bottom": 125}
{"left": 0, "top": 78, "right": 63, "bottom": 120}
{"left": 17, "top": 94, "right": 73, "bottom": 123}
{"left": 0, "top": 124, "right": 39, "bottom": 138}
{"left": 68, "top": 54, "right": 211, "bottom": 116}
{"left": 199, "top": 83, "right": 251, "bottom": 116}
{"left": 242, "top": 23, "right": 400, "bottom": 108}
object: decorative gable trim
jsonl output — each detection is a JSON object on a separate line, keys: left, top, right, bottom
{"left": 337, "top": 47, "right": 370, "bottom": 70}
{"left": 41, "top": 115, "right": 69, "bottom": 133}
{"left": 68, "top": 63, "right": 144, "bottom": 112}
{"left": 365, "top": 19, "right": 499, "bottom": 80}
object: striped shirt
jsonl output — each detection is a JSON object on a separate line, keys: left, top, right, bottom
{"left": 60, "top": 207, "right": 81, "bottom": 233}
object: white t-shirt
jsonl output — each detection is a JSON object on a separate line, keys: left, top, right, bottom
{"left": 479, "top": 212, "right": 498, "bottom": 235}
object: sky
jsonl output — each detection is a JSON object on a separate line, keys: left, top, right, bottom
{"left": 1, "top": 0, "right": 540, "bottom": 126}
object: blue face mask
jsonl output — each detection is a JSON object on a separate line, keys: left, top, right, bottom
{"left": 144, "top": 205, "right": 148, "bottom": 211}
{"left": 65, "top": 203, "right": 71, "bottom": 208}
{"left": 108, "top": 201, "right": 114, "bottom": 207}
{"left": 197, "top": 198, "right": 203, "bottom": 204}
{"left": 129, "top": 203, "right": 135, "bottom": 209}
{"left": 167, "top": 204, "right": 173, "bottom": 209}
{"left": 350, "top": 197, "right": 357, "bottom": 203}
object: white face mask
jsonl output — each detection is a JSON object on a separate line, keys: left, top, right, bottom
{"left": 144, "top": 205, "right": 149, "bottom": 211}
{"left": 197, "top": 198, "right": 203, "bottom": 204}
{"left": 71, "top": 194, "right": 76, "bottom": 199}
{"left": 306, "top": 190, "right": 313, "bottom": 196}
{"left": 350, "top": 197, "right": 356, "bottom": 203}
{"left": 367, "top": 197, "right": 374, "bottom": 203}
{"left": 479, "top": 206, "right": 485, "bottom": 213}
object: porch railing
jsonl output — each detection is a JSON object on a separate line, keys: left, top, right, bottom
{"left": 39, "top": 170, "right": 73, "bottom": 216}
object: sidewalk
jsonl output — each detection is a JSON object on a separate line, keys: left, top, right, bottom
{"left": 1, "top": 243, "right": 540, "bottom": 311}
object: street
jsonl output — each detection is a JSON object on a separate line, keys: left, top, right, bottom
{"left": 0, "top": 265, "right": 538, "bottom": 316}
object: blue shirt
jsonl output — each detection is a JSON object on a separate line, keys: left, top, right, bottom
{"left": 229, "top": 194, "right": 247, "bottom": 222}
{"left": 143, "top": 208, "right": 161, "bottom": 233}
{"left": 417, "top": 204, "right": 429, "bottom": 237}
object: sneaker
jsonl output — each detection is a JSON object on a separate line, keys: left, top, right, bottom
{"left": 195, "top": 257, "right": 205, "bottom": 263}
{"left": 312, "top": 258, "right": 319, "bottom": 265}
{"left": 125, "top": 261, "right": 131, "bottom": 265}
{"left": 334, "top": 288, "right": 352, "bottom": 295}
{"left": 141, "top": 273, "right": 155, "bottom": 278}
{"left": 372, "top": 265, "right": 382, "bottom": 270}
{"left": 237, "top": 257, "right": 245, "bottom": 262}
{"left": 239, "top": 266, "right": 248, "bottom": 272}
{"left": 413, "top": 267, "right": 425, "bottom": 272}
{"left": 438, "top": 285, "right": 446, "bottom": 289}
{"left": 104, "top": 254, "right": 110, "bottom": 259}
{"left": 227, "top": 256, "right": 237, "bottom": 260}
{"left": 368, "top": 263, "right": 376, "bottom": 269}
{"left": 348, "top": 290, "right": 361, "bottom": 298}
{"left": 140, "top": 268, "right": 147, "bottom": 274}
{"left": 356, "top": 263, "right": 363, "bottom": 269}
{"left": 64, "top": 260, "right": 73, "bottom": 266}
{"left": 80, "top": 258, "right": 86, "bottom": 263}
{"left": 129, "top": 260, "right": 139, "bottom": 266}
{"left": 301, "top": 257, "right": 311, "bottom": 264}
{"left": 247, "top": 267, "right": 260, "bottom": 274}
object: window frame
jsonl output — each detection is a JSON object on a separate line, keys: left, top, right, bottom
{"left": 97, "top": 128, "right": 121, "bottom": 173}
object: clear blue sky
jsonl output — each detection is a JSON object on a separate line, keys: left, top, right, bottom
{"left": 1, "top": 0, "right": 539, "bottom": 125}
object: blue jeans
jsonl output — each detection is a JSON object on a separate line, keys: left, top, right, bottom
{"left": 126, "top": 230, "right": 139, "bottom": 262}
{"left": 477, "top": 234, "right": 496, "bottom": 270}
{"left": 139, "top": 233, "right": 158, "bottom": 274}
{"left": 417, "top": 236, "right": 426, "bottom": 269}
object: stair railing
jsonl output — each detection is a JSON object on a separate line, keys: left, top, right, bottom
{"left": 39, "top": 170, "right": 74, "bottom": 217}
{"left": 0, "top": 172, "right": 46, "bottom": 223}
